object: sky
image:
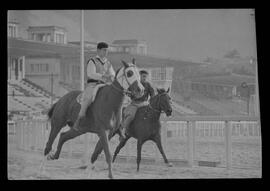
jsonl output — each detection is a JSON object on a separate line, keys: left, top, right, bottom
{"left": 8, "top": 9, "right": 257, "bottom": 62}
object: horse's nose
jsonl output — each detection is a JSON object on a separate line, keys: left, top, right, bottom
{"left": 167, "top": 109, "right": 172, "bottom": 116}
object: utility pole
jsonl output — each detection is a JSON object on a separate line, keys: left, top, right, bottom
{"left": 51, "top": 72, "right": 53, "bottom": 107}
{"left": 80, "top": 10, "right": 85, "bottom": 91}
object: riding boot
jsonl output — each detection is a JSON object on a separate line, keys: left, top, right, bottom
{"left": 119, "top": 115, "right": 133, "bottom": 141}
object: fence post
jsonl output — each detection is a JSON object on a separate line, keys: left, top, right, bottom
{"left": 22, "top": 121, "right": 26, "bottom": 150}
{"left": 15, "top": 121, "right": 20, "bottom": 150}
{"left": 187, "top": 120, "right": 195, "bottom": 167}
{"left": 225, "top": 120, "right": 232, "bottom": 170}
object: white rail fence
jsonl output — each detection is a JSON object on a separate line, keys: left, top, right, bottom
{"left": 8, "top": 116, "right": 261, "bottom": 169}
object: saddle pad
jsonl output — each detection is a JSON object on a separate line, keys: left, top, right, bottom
{"left": 76, "top": 84, "right": 107, "bottom": 105}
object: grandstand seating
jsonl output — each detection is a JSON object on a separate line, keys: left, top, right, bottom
{"left": 171, "top": 101, "right": 197, "bottom": 115}
{"left": 8, "top": 96, "right": 32, "bottom": 112}
{"left": 22, "top": 78, "right": 58, "bottom": 98}
{"left": 171, "top": 92, "right": 217, "bottom": 115}
{"left": 8, "top": 79, "right": 54, "bottom": 113}
{"left": 193, "top": 97, "right": 248, "bottom": 115}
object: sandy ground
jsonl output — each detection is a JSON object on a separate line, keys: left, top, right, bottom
{"left": 7, "top": 147, "right": 261, "bottom": 180}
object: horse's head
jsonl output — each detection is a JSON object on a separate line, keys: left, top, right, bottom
{"left": 115, "top": 59, "right": 144, "bottom": 98}
{"left": 151, "top": 87, "right": 172, "bottom": 116}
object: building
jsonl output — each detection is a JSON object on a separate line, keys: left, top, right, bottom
{"left": 186, "top": 74, "right": 255, "bottom": 100}
{"left": 8, "top": 21, "right": 19, "bottom": 38}
{"left": 8, "top": 22, "right": 204, "bottom": 97}
{"left": 27, "top": 26, "right": 67, "bottom": 44}
{"left": 112, "top": 39, "right": 147, "bottom": 55}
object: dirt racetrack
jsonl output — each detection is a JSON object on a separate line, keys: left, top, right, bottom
{"left": 8, "top": 146, "right": 261, "bottom": 179}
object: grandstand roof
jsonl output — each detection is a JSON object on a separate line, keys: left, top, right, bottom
{"left": 188, "top": 73, "right": 255, "bottom": 86}
{"left": 8, "top": 37, "right": 93, "bottom": 58}
{"left": 112, "top": 39, "right": 145, "bottom": 45}
{"left": 106, "top": 52, "right": 203, "bottom": 69}
{"left": 9, "top": 38, "right": 203, "bottom": 68}
{"left": 27, "top": 26, "right": 67, "bottom": 32}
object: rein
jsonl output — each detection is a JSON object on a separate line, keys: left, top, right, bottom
{"left": 111, "top": 65, "right": 136, "bottom": 96}
{"left": 111, "top": 81, "right": 131, "bottom": 95}
{"left": 148, "top": 93, "right": 166, "bottom": 114}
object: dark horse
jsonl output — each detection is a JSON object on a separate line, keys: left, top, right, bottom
{"left": 90, "top": 88, "right": 173, "bottom": 171}
{"left": 42, "top": 60, "right": 144, "bottom": 179}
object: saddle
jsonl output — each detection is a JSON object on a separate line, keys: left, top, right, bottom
{"left": 76, "top": 84, "right": 107, "bottom": 105}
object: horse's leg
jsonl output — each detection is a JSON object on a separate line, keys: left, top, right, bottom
{"left": 136, "top": 139, "right": 143, "bottom": 172}
{"left": 153, "top": 135, "right": 173, "bottom": 167}
{"left": 90, "top": 129, "right": 117, "bottom": 164}
{"left": 50, "top": 128, "right": 84, "bottom": 160}
{"left": 40, "top": 120, "right": 65, "bottom": 175}
{"left": 99, "top": 129, "right": 113, "bottom": 179}
{"left": 112, "top": 136, "right": 130, "bottom": 163}
{"left": 44, "top": 120, "right": 63, "bottom": 156}
{"left": 90, "top": 138, "right": 103, "bottom": 165}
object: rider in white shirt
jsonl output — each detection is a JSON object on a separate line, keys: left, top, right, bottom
{"left": 73, "top": 42, "right": 115, "bottom": 131}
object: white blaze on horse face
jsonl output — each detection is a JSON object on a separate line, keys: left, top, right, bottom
{"left": 116, "top": 63, "right": 144, "bottom": 93}
{"left": 125, "top": 64, "right": 144, "bottom": 95}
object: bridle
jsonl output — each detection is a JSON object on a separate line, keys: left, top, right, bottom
{"left": 111, "top": 65, "right": 140, "bottom": 95}
{"left": 148, "top": 93, "right": 168, "bottom": 113}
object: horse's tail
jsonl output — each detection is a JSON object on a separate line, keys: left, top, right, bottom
{"left": 47, "top": 103, "right": 57, "bottom": 120}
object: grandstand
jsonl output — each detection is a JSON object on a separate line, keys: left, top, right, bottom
{"left": 8, "top": 79, "right": 54, "bottom": 114}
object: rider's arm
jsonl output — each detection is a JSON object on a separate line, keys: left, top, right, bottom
{"left": 148, "top": 82, "right": 156, "bottom": 98}
{"left": 103, "top": 62, "right": 115, "bottom": 82}
{"left": 87, "top": 59, "right": 103, "bottom": 81}
{"left": 107, "top": 62, "right": 115, "bottom": 79}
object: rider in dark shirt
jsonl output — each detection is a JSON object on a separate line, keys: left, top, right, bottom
{"left": 120, "top": 70, "right": 155, "bottom": 138}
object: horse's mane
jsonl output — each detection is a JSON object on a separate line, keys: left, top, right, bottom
{"left": 114, "top": 67, "right": 121, "bottom": 80}
{"left": 157, "top": 88, "right": 166, "bottom": 93}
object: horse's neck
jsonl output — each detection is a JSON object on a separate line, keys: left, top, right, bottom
{"left": 147, "top": 98, "right": 161, "bottom": 120}
{"left": 107, "top": 80, "right": 125, "bottom": 111}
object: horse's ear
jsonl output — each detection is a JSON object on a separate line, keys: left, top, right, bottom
{"left": 121, "top": 60, "right": 129, "bottom": 68}
{"left": 167, "top": 87, "right": 170, "bottom": 93}
{"left": 156, "top": 88, "right": 161, "bottom": 94}
{"left": 132, "top": 58, "right": 136, "bottom": 65}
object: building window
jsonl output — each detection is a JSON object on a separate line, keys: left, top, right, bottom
{"left": 55, "top": 33, "right": 65, "bottom": 44}
{"left": 139, "top": 46, "right": 145, "bottom": 54}
{"left": 151, "top": 68, "right": 167, "bottom": 81}
{"left": 30, "top": 63, "right": 49, "bottom": 73}
{"left": 8, "top": 25, "right": 17, "bottom": 38}
{"left": 125, "top": 47, "right": 130, "bottom": 53}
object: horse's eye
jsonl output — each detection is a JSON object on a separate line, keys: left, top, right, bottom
{"left": 127, "top": 70, "right": 134, "bottom": 78}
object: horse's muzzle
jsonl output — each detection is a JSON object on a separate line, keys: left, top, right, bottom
{"left": 166, "top": 109, "right": 172, "bottom": 116}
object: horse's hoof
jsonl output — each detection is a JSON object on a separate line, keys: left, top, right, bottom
{"left": 166, "top": 162, "right": 173, "bottom": 167}
{"left": 46, "top": 154, "right": 53, "bottom": 160}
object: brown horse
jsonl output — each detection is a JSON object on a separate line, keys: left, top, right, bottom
{"left": 90, "top": 88, "right": 173, "bottom": 171}
{"left": 42, "top": 60, "right": 144, "bottom": 179}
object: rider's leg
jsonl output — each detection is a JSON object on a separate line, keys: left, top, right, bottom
{"left": 73, "top": 84, "right": 94, "bottom": 131}
{"left": 121, "top": 105, "right": 137, "bottom": 137}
